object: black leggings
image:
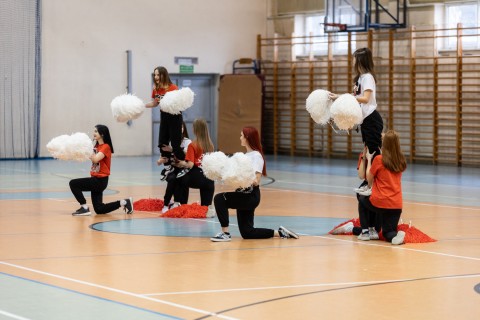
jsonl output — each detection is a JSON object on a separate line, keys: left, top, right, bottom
{"left": 69, "top": 176, "right": 121, "bottom": 214}
{"left": 214, "top": 187, "right": 274, "bottom": 239}
{"left": 159, "top": 112, "right": 185, "bottom": 163}
{"left": 358, "top": 195, "right": 402, "bottom": 242}
{"left": 163, "top": 167, "right": 188, "bottom": 205}
{"left": 360, "top": 110, "right": 383, "bottom": 155}
{"left": 175, "top": 166, "right": 214, "bottom": 206}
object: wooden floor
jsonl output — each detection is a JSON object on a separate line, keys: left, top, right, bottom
{"left": 0, "top": 155, "right": 479, "bottom": 320}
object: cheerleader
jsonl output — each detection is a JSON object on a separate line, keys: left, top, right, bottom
{"left": 210, "top": 126, "right": 299, "bottom": 242}
{"left": 69, "top": 125, "right": 133, "bottom": 216}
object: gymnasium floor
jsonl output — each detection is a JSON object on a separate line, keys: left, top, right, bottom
{"left": 0, "top": 155, "right": 479, "bottom": 320}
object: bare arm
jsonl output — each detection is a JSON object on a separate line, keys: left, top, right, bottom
{"left": 176, "top": 160, "right": 194, "bottom": 169}
{"left": 356, "top": 89, "right": 372, "bottom": 104}
{"left": 145, "top": 98, "right": 160, "bottom": 108}
{"left": 90, "top": 152, "right": 105, "bottom": 164}
{"left": 365, "top": 149, "right": 376, "bottom": 187}
{"left": 252, "top": 172, "right": 262, "bottom": 186}
{"left": 357, "top": 147, "right": 367, "bottom": 180}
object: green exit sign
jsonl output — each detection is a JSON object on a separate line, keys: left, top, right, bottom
{"left": 179, "top": 65, "right": 194, "bottom": 73}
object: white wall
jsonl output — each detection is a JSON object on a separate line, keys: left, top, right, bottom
{"left": 40, "top": 0, "right": 268, "bottom": 157}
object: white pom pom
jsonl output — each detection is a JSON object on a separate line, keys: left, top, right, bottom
{"left": 160, "top": 87, "right": 194, "bottom": 115}
{"left": 110, "top": 93, "right": 145, "bottom": 122}
{"left": 200, "top": 151, "right": 229, "bottom": 181}
{"left": 330, "top": 94, "right": 362, "bottom": 130}
{"left": 306, "top": 89, "right": 332, "bottom": 125}
{"left": 222, "top": 153, "right": 256, "bottom": 189}
{"left": 46, "top": 132, "right": 93, "bottom": 161}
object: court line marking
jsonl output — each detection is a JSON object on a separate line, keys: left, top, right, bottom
{"left": 0, "top": 261, "right": 238, "bottom": 320}
{"left": 314, "top": 235, "right": 480, "bottom": 261}
{"left": 0, "top": 310, "right": 32, "bottom": 320}
{"left": 144, "top": 273, "right": 480, "bottom": 296}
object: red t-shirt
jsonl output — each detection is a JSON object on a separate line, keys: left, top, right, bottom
{"left": 90, "top": 143, "right": 111, "bottom": 178}
{"left": 185, "top": 142, "right": 204, "bottom": 167}
{"left": 151, "top": 84, "right": 178, "bottom": 99}
{"left": 369, "top": 155, "right": 403, "bottom": 209}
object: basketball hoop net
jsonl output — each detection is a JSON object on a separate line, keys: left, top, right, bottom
{"left": 323, "top": 22, "right": 348, "bottom": 33}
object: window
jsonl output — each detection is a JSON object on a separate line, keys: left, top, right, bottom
{"left": 445, "top": 2, "right": 480, "bottom": 49}
{"left": 294, "top": 14, "right": 356, "bottom": 57}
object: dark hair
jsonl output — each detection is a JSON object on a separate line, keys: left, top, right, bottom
{"left": 95, "top": 124, "right": 114, "bottom": 153}
{"left": 152, "top": 66, "right": 173, "bottom": 90}
{"left": 381, "top": 130, "right": 406, "bottom": 173}
{"left": 353, "top": 47, "right": 376, "bottom": 83}
{"left": 242, "top": 126, "right": 267, "bottom": 176}
{"left": 182, "top": 121, "right": 189, "bottom": 139}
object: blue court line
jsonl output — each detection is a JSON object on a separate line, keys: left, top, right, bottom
{"left": 91, "top": 216, "right": 347, "bottom": 238}
{"left": 0, "top": 272, "right": 181, "bottom": 320}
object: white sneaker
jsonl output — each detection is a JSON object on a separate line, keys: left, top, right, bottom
{"left": 354, "top": 185, "right": 369, "bottom": 193}
{"left": 369, "top": 228, "right": 379, "bottom": 240}
{"left": 210, "top": 232, "right": 231, "bottom": 242}
{"left": 331, "top": 222, "right": 354, "bottom": 235}
{"left": 358, "top": 187, "right": 372, "bottom": 196}
{"left": 206, "top": 205, "right": 216, "bottom": 218}
{"left": 170, "top": 202, "right": 181, "bottom": 209}
{"left": 392, "top": 231, "right": 406, "bottom": 245}
{"left": 161, "top": 206, "right": 169, "bottom": 214}
{"left": 358, "top": 231, "right": 370, "bottom": 241}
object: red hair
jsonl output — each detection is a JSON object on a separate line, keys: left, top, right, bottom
{"left": 242, "top": 126, "right": 267, "bottom": 176}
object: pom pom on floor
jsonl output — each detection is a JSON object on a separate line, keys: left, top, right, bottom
{"left": 222, "top": 152, "right": 256, "bottom": 189}
{"left": 330, "top": 94, "right": 362, "bottom": 130}
{"left": 200, "top": 151, "right": 229, "bottom": 181}
{"left": 161, "top": 203, "right": 207, "bottom": 218}
{"left": 160, "top": 87, "right": 195, "bottom": 115}
{"left": 110, "top": 93, "right": 145, "bottom": 122}
{"left": 306, "top": 89, "right": 332, "bottom": 125}
{"left": 46, "top": 132, "right": 93, "bottom": 161}
{"left": 133, "top": 198, "right": 164, "bottom": 211}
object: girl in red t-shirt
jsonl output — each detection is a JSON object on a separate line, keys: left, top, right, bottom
{"left": 358, "top": 130, "right": 407, "bottom": 244}
{"left": 145, "top": 66, "right": 185, "bottom": 180}
{"left": 173, "top": 118, "right": 215, "bottom": 216}
{"left": 69, "top": 125, "right": 133, "bottom": 216}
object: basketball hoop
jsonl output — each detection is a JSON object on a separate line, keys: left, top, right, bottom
{"left": 323, "top": 22, "right": 348, "bottom": 33}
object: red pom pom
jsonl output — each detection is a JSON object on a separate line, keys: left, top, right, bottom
{"left": 161, "top": 203, "right": 208, "bottom": 218}
{"left": 133, "top": 198, "right": 164, "bottom": 211}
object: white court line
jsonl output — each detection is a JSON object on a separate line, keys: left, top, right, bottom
{"left": 144, "top": 274, "right": 480, "bottom": 297}
{"left": 0, "top": 310, "right": 32, "bottom": 320}
{"left": 0, "top": 261, "right": 238, "bottom": 320}
{"left": 314, "top": 235, "right": 480, "bottom": 261}
{"left": 261, "top": 187, "right": 480, "bottom": 212}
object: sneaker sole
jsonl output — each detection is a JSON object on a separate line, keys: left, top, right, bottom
{"left": 72, "top": 212, "right": 91, "bottom": 216}
{"left": 331, "top": 222, "right": 354, "bottom": 235}
{"left": 280, "top": 226, "right": 299, "bottom": 239}
{"left": 210, "top": 238, "right": 231, "bottom": 242}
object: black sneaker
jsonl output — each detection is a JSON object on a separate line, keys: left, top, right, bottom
{"left": 278, "top": 226, "right": 299, "bottom": 239}
{"left": 176, "top": 168, "right": 190, "bottom": 178}
{"left": 72, "top": 207, "right": 91, "bottom": 216}
{"left": 124, "top": 197, "right": 134, "bottom": 214}
{"left": 160, "top": 166, "right": 174, "bottom": 181}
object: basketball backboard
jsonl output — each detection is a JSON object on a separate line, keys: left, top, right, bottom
{"left": 324, "top": 0, "right": 407, "bottom": 32}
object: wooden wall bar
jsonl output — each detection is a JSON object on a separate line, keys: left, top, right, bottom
{"left": 257, "top": 25, "right": 480, "bottom": 166}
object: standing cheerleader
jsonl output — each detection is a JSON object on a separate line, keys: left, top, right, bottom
{"left": 145, "top": 66, "right": 185, "bottom": 180}
{"left": 330, "top": 47, "right": 384, "bottom": 194}
{"left": 69, "top": 125, "right": 133, "bottom": 216}
{"left": 210, "top": 126, "right": 299, "bottom": 242}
